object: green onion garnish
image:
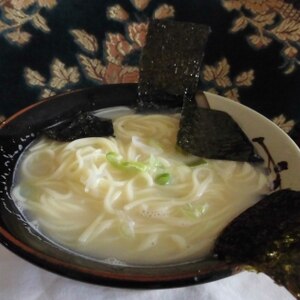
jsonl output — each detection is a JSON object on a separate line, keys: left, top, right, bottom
{"left": 106, "top": 152, "right": 148, "bottom": 172}
{"left": 155, "top": 173, "right": 171, "bottom": 185}
{"left": 181, "top": 203, "right": 206, "bottom": 219}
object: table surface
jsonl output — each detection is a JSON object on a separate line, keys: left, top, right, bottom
{"left": 0, "top": 245, "right": 295, "bottom": 300}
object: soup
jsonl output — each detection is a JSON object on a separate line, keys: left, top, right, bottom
{"left": 12, "top": 113, "right": 269, "bottom": 265}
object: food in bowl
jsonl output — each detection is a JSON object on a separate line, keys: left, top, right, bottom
{"left": 0, "top": 85, "right": 299, "bottom": 291}
{"left": 1, "top": 19, "right": 299, "bottom": 298}
{"left": 11, "top": 112, "right": 270, "bottom": 265}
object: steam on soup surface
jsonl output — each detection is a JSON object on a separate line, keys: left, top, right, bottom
{"left": 12, "top": 113, "right": 269, "bottom": 265}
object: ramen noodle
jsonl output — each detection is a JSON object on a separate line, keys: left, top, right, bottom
{"left": 12, "top": 114, "right": 269, "bottom": 264}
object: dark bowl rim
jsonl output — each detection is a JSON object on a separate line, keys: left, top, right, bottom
{"left": 0, "top": 84, "right": 240, "bottom": 289}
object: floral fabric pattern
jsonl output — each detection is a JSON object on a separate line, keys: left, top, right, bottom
{"left": 272, "top": 114, "right": 296, "bottom": 133}
{"left": 0, "top": 0, "right": 299, "bottom": 144}
{"left": 222, "top": 0, "right": 300, "bottom": 74}
{"left": 0, "top": 0, "right": 56, "bottom": 45}
{"left": 201, "top": 58, "right": 255, "bottom": 102}
{"left": 17, "top": 1, "right": 176, "bottom": 98}
{"left": 72, "top": 2, "right": 174, "bottom": 87}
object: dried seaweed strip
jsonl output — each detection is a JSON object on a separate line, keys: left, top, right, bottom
{"left": 43, "top": 112, "right": 114, "bottom": 142}
{"left": 177, "top": 104, "right": 262, "bottom": 162}
{"left": 137, "top": 20, "right": 210, "bottom": 111}
{"left": 214, "top": 189, "right": 300, "bottom": 299}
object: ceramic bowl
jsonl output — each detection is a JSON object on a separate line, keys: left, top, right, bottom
{"left": 0, "top": 84, "right": 299, "bottom": 288}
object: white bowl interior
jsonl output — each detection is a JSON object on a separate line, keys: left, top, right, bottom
{"left": 206, "top": 92, "right": 300, "bottom": 190}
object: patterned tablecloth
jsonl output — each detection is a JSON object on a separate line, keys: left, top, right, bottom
{"left": 0, "top": 1, "right": 299, "bottom": 299}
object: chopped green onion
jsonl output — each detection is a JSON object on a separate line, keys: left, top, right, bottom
{"left": 106, "top": 152, "right": 123, "bottom": 167}
{"left": 181, "top": 203, "right": 206, "bottom": 219}
{"left": 106, "top": 152, "right": 148, "bottom": 172}
{"left": 186, "top": 158, "right": 207, "bottom": 167}
{"left": 147, "top": 155, "right": 164, "bottom": 169}
{"left": 155, "top": 173, "right": 171, "bottom": 185}
{"left": 121, "top": 161, "right": 149, "bottom": 172}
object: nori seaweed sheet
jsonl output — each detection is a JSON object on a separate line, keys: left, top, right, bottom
{"left": 137, "top": 20, "right": 210, "bottom": 112}
{"left": 214, "top": 189, "right": 300, "bottom": 299}
{"left": 43, "top": 112, "right": 114, "bottom": 142}
{"left": 177, "top": 102, "right": 263, "bottom": 162}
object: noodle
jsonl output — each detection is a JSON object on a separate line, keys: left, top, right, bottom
{"left": 12, "top": 114, "right": 269, "bottom": 264}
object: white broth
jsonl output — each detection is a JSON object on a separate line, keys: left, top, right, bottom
{"left": 12, "top": 114, "right": 270, "bottom": 264}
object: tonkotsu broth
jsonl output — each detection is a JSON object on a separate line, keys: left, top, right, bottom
{"left": 12, "top": 113, "right": 270, "bottom": 265}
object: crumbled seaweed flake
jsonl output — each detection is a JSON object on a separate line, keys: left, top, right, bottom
{"left": 177, "top": 105, "right": 262, "bottom": 162}
{"left": 214, "top": 189, "right": 300, "bottom": 299}
{"left": 43, "top": 112, "right": 114, "bottom": 142}
{"left": 137, "top": 20, "right": 210, "bottom": 112}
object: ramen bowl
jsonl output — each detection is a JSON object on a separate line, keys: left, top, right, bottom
{"left": 0, "top": 84, "right": 300, "bottom": 288}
